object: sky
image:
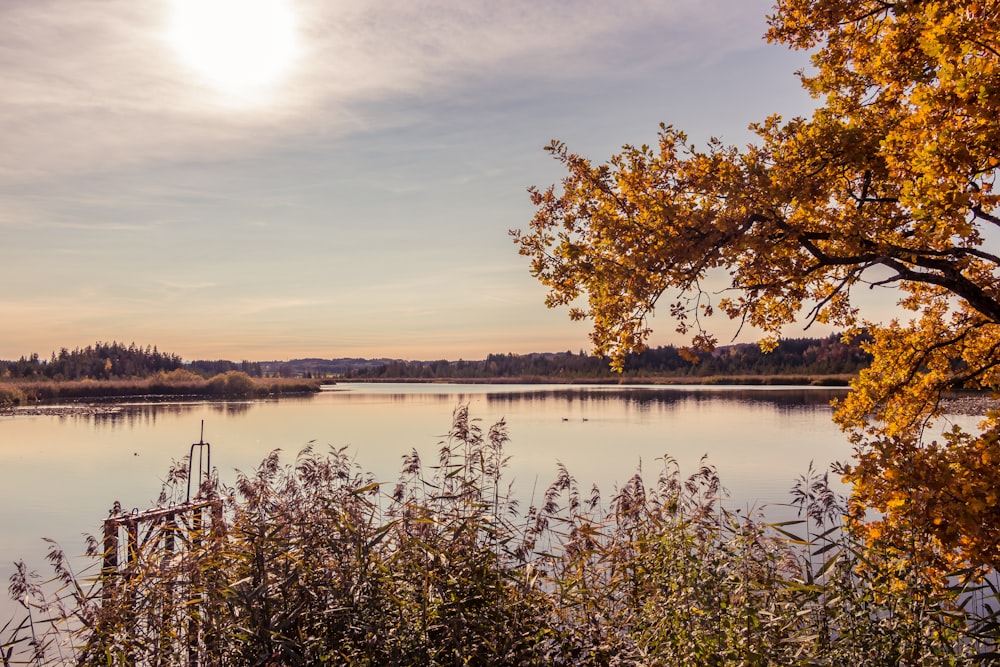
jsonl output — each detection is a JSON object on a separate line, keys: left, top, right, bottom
{"left": 1, "top": 0, "right": 823, "bottom": 362}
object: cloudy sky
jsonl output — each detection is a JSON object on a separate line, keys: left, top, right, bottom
{"left": 1, "top": 0, "right": 819, "bottom": 362}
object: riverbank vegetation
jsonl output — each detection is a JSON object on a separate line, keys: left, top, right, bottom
{"left": 2, "top": 408, "right": 997, "bottom": 665}
{"left": 0, "top": 343, "right": 322, "bottom": 406}
{"left": 0, "top": 342, "right": 263, "bottom": 382}
{"left": 0, "top": 370, "right": 321, "bottom": 407}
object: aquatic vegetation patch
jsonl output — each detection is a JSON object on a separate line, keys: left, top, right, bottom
{"left": 3, "top": 407, "right": 997, "bottom": 665}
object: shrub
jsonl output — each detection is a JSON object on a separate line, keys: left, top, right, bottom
{"left": 153, "top": 368, "right": 203, "bottom": 385}
{"left": 206, "top": 371, "right": 259, "bottom": 398}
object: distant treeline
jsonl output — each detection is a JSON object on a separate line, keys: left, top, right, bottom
{"left": 188, "top": 359, "right": 264, "bottom": 378}
{"left": 345, "top": 334, "right": 872, "bottom": 380}
{"left": 0, "top": 334, "right": 872, "bottom": 383}
{"left": 259, "top": 357, "right": 388, "bottom": 378}
{"left": 0, "top": 342, "right": 262, "bottom": 380}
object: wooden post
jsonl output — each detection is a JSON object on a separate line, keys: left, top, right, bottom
{"left": 126, "top": 518, "right": 139, "bottom": 569}
{"left": 157, "top": 513, "right": 177, "bottom": 667}
{"left": 101, "top": 517, "right": 118, "bottom": 602}
{"left": 188, "top": 504, "right": 204, "bottom": 667}
{"left": 204, "top": 499, "right": 223, "bottom": 666}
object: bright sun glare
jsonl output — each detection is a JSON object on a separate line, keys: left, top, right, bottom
{"left": 167, "top": 0, "right": 299, "bottom": 97}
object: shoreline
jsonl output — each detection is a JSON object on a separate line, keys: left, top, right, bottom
{"left": 2, "top": 385, "right": 996, "bottom": 418}
{"left": 333, "top": 374, "right": 855, "bottom": 386}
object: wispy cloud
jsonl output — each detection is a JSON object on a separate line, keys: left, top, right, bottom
{"left": 235, "top": 297, "right": 332, "bottom": 316}
{"left": 0, "top": 0, "right": 769, "bottom": 182}
{"left": 157, "top": 280, "right": 217, "bottom": 292}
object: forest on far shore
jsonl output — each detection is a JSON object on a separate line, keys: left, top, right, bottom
{"left": 0, "top": 341, "right": 262, "bottom": 381}
{"left": 0, "top": 333, "right": 872, "bottom": 383}
{"left": 339, "top": 333, "right": 871, "bottom": 382}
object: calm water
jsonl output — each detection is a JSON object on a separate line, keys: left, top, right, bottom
{"left": 1, "top": 382, "right": 855, "bottom": 618}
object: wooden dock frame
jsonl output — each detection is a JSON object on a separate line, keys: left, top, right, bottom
{"left": 100, "top": 498, "right": 224, "bottom": 666}
{"left": 96, "top": 435, "right": 223, "bottom": 666}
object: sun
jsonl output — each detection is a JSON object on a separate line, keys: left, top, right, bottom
{"left": 167, "top": 0, "right": 299, "bottom": 96}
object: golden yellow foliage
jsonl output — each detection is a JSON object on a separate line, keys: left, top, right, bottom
{"left": 513, "top": 0, "right": 1000, "bottom": 568}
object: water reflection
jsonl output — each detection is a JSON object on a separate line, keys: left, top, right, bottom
{"left": 481, "top": 387, "right": 844, "bottom": 412}
{"left": 69, "top": 400, "right": 262, "bottom": 429}
{"left": 1, "top": 383, "right": 853, "bottom": 624}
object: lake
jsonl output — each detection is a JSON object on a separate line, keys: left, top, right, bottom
{"left": 0, "top": 382, "right": 859, "bottom": 619}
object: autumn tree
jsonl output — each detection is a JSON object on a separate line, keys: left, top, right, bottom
{"left": 513, "top": 0, "right": 1000, "bottom": 569}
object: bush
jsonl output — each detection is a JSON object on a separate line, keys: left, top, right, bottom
{"left": 206, "top": 371, "right": 259, "bottom": 398}
{"left": 152, "top": 368, "right": 203, "bottom": 385}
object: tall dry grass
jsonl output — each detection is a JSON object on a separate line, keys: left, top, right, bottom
{"left": 3, "top": 407, "right": 997, "bottom": 665}
{"left": 0, "top": 371, "right": 321, "bottom": 406}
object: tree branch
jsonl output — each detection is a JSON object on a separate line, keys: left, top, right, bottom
{"left": 877, "top": 257, "right": 1000, "bottom": 322}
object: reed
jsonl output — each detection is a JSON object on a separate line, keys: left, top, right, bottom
{"left": 0, "top": 385, "right": 26, "bottom": 407}
{"left": 3, "top": 407, "right": 996, "bottom": 665}
{"left": 0, "top": 372, "right": 322, "bottom": 405}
